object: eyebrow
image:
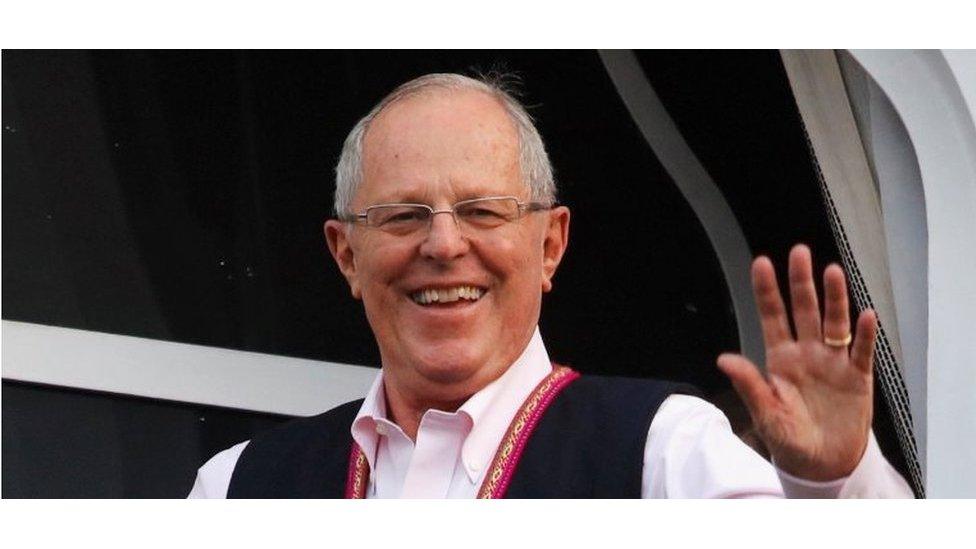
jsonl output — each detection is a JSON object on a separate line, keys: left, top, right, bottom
{"left": 369, "top": 188, "right": 507, "bottom": 206}
{"left": 367, "top": 194, "right": 430, "bottom": 206}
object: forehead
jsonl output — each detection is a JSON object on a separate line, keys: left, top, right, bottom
{"left": 357, "top": 88, "right": 523, "bottom": 204}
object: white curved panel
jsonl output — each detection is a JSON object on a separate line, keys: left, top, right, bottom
{"left": 850, "top": 50, "right": 976, "bottom": 498}
{"left": 780, "top": 50, "right": 921, "bottom": 495}
{"left": 837, "top": 50, "right": 930, "bottom": 481}
{"left": 1, "top": 319, "right": 378, "bottom": 417}
{"left": 598, "top": 50, "right": 764, "bottom": 366}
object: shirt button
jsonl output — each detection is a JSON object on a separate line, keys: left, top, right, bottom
{"left": 375, "top": 423, "right": 389, "bottom": 436}
{"left": 467, "top": 461, "right": 480, "bottom": 472}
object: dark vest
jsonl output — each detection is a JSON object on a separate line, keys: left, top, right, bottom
{"left": 227, "top": 375, "right": 696, "bottom": 498}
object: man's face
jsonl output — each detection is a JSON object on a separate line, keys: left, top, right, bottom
{"left": 325, "top": 89, "right": 569, "bottom": 403}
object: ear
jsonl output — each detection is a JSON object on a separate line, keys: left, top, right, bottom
{"left": 324, "top": 219, "right": 362, "bottom": 299}
{"left": 541, "top": 206, "right": 570, "bottom": 293}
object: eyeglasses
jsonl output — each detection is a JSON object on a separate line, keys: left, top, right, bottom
{"left": 342, "top": 196, "right": 552, "bottom": 236}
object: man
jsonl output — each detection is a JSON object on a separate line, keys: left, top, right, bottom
{"left": 188, "top": 73, "right": 912, "bottom": 498}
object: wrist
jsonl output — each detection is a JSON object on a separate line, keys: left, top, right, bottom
{"left": 772, "top": 436, "right": 869, "bottom": 482}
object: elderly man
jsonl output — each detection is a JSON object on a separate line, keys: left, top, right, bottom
{"left": 189, "top": 73, "right": 912, "bottom": 498}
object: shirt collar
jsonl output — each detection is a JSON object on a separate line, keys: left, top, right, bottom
{"left": 456, "top": 328, "right": 552, "bottom": 482}
{"left": 350, "top": 371, "right": 388, "bottom": 475}
{"left": 349, "top": 326, "right": 553, "bottom": 484}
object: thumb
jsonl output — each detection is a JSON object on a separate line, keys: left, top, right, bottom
{"left": 717, "top": 353, "right": 777, "bottom": 418}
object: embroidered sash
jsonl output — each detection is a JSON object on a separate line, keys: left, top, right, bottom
{"left": 344, "top": 365, "right": 580, "bottom": 499}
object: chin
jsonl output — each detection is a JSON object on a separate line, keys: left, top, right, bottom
{"left": 407, "top": 338, "right": 489, "bottom": 385}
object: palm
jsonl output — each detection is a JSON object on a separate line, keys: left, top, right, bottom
{"left": 718, "top": 245, "right": 877, "bottom": 481}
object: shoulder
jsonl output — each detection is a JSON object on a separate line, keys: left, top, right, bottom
{"left": 239, "top": 398, "right": 364, "bottom": 462}
{"left": 644, "top": 393, "right": 782, "bottom": 497}
{"left": 650, "top": 393, "right": 738, "bottom": 448}
{"left": 565, "top": 373, "right": 701, "bottom": 408}
{"left": 655, "top": 393, "right": 727, "bottom": 425}
{"left": 187, "top": 440, "right": 250, "bottom": 498}
{"left": 190, "top": 399, "right": 365, "bottom": 499}
{"left": 540, "top": 373, "right": 702, "bottom": 445}
{"left": 573, "top": 373, "right": 699, "bottom": 392}
{"left": 226, "top": 399, "right": 365, "bottom": 498}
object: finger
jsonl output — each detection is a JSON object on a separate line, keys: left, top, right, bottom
{"left": 752, "top": 256, "right": 793, "bottom": 347}
{"left": 823, "top": 263, "right": 852, "bottom": 346}
{"left": 788, "top": 244, "right": 822, "bottom": 341}
{"left": 850, "top": 309, "right": 878, "bottom": 374}
{"left": 717, "top": 353, "right": 778, "bottom": 418}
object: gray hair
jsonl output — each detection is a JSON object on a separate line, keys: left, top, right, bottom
{"left": 333, "top": 72, "right": 556, "bottom": 217}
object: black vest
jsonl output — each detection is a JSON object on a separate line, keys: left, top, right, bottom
{"left": 227, "top": 375, "right": 695, "bottom": 498}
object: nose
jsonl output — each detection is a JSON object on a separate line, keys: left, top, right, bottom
{"left": 419, "top": 210, "right": 469, "bottom": 261}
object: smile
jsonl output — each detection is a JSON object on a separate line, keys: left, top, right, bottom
{"left": 411, "top": 285, "right": 485, "bottom": 305}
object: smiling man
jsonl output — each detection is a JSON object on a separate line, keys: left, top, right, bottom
{"left": 188, "top": 73, "right": 912, "bottom": 498}
{"left": 326, "top": 83, "right": 567, "bottom": 437}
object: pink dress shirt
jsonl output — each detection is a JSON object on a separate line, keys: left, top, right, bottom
{"left": 188, "top": 327, "right": 913, "bottom": 498}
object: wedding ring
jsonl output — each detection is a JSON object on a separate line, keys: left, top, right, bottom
{"left": 824, "top": 333, "right": 853, "bottom": 347}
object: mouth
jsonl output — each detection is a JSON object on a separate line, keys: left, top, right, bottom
{"left": 410, "top": 285, "right": 486, "bottom": 306}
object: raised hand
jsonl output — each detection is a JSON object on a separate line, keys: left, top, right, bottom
{"left": 717, "top": 244, "right": 878, "bottom": 481}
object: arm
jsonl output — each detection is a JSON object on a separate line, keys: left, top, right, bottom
{"left": 641, "top": 394, "right": 913, "bottom": 498}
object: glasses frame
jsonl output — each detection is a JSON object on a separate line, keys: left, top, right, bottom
{"left": 341, "top": 195, "right": 554, "bottom": 234}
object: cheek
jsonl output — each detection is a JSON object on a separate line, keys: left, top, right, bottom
{"left": 356, "top": 240, "right": 415, "bottom": 293}
{"left": 363, "top": 234, "right": 406, "bottom": 269}
{"left": 479, "top": 233, "right": 545, "bottom": 294}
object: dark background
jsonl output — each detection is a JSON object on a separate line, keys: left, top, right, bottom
{"left": 2, "top": 50, "right": 906, "bottom": 497}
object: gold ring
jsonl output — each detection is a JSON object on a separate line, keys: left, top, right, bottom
{"left": 824, "top": 333, "right": 852, "bottom": 347}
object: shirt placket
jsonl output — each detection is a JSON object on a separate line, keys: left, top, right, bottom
{"left": 399, "top": 411, "right": 467, "bottom": 498}
{"left": 373, "top": 418, "right": 414, "bottom": 498}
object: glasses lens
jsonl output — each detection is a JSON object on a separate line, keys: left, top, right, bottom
{"left": 454, "top": 198, "right": 520, "bottom": 230}
{"left": 367, "top": 205, "right": 430, "bottom": 234}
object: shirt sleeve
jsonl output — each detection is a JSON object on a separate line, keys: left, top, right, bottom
{"left": 186, "top": 440, "right": 250, "bottom": 499}
{"left": 775, "top": 430, "right": 912, "bottom": 498}
{"left": 641, "top": 394, "right": 914, "bottom": 498}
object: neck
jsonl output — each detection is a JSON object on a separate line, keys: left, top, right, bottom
{"left": 376, "top": 326, "right": 539, "bottom": 440}
{"left": 382, "top": 380, "right": 468, "bottom": 440}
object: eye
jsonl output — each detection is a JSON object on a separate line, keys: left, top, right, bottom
{"left": 370, "top": 206, "right": 429, "bottom": 228}
{"left": 457, "top": 203, "right": 507, "bottom": 219}
{"left": 385, "top": 211, "right": 425, "bottom": 223}
{"left": 465, "top": 207, "right": 504, "bottom": 218}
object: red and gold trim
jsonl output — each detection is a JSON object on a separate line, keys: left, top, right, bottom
{"left": 476, "top": 365, "right": 580, "bottom": 498}
{"left": 343, "top": 364, "right": 580, "bottom": 499}
{"left": 345, "top": 442, "right": 369, "bottom": 499}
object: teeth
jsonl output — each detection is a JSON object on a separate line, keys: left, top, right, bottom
{"left": 412, "top": 286, "right": 484, "bottom": 305}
